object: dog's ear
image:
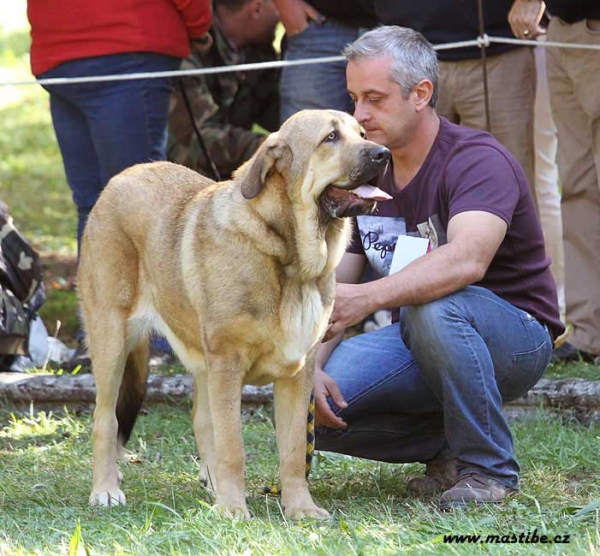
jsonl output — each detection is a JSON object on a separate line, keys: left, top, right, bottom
{"left": 240, "top": 133, "right": 288, "bottom": 199}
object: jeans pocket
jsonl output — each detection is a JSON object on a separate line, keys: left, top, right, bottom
{"left": 501, "top": 314, "right": 552, "bottom": 402}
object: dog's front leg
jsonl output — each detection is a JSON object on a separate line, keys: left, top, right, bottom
{"left": 274, "top": 366, "right": 330, "bottom": 520}
{"left": 207, "top": 356, "right": 249, "bottom": 519}
{"left": 192, "top": 371, "right": 217, "bottom": 492}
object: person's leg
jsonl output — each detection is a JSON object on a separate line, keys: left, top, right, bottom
{"left": 440, "top": 49, "right": 536, "bottom": 205}
{"left": 401, "top": 285, "right": 553, "bottom": 491}
{"left": 547, "top": 18, "right": 600, "bottom": 356}
{"left": 533, "top": 43, "right": 565, "bottom": 323}
{"left": 279, "top": 19, "right": 361, "bottom": 123}
{"left": 83, "top": 53, "right": 179, "bottom": 185}
{"left": 41, "top": 86, "right": 103, "bottom": 252}
{"left": 40, "top": 53, "right": 180, "bottom": 249}
{"left": 315, "top": 323, "right": 448, "bottom": 464}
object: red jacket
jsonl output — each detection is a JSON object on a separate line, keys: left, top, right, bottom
{"left": 28, "top": 0, "right": 212, "bottom": 75}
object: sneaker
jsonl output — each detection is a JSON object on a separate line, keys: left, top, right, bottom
{"left": 407, "top": 455, "right": 458, "bottom": 495}
{"left": 552, "top": 342, "right": 595, "bottom": 363}
{"left": 439, "top": 473, "right": 516, "bottom": 510}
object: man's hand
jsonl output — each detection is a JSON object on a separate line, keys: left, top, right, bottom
{"left": 273, "top": 0, "right": 325, "bottom": 37}
{"left": 314, "top": 369, "right": 348, "bottom": 428}
{"left": 323, "top": 283, "right": 375, "bottom": 342}
{"left": 508, "top": 0, "right": 546, "bottom": 40}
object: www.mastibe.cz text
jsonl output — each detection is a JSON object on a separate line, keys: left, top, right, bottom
{"left": 443, "top": 529, "right": 570, "bottom": 544}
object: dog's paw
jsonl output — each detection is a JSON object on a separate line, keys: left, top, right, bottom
{"left": 89, "top": 488, "right": 127, "bottom": 507}
{"left": 284, "top": 505, "right": 331, "bottom": 521}
{"left": 213, "top": 503, "right": 251, "bottom": 520}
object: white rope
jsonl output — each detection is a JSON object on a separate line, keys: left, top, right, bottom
{"left": 1, "top": 35, "right": 598, "bottom": 88}
{"left": 490, "top": 35, "right": 600, "bottom": 50}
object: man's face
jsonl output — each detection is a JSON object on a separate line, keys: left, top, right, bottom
{"left": 250, "top": 0, "right": 280, "bottom": 45}
{"left": 346, "top": 56, "right": 417, "bottom": 151}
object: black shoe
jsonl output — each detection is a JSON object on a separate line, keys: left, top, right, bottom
{"left": 552, "top": 342, "right": 595, "bottom": 363}
{"left": 64, "top": 341, "right": 91, "bottom": 373}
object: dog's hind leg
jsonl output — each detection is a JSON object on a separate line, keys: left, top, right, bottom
{"left": 274, "top": 369, "right": 331, "bottom": 520}
{"left": 192, "top": 370, "right": 217, "bottom": 493}
{"left": 88, "top": 314, "right": 149, "bottom": 507}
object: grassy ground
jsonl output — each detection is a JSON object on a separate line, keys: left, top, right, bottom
{"left": 1, "top": 8, "right": 599, "bottom": 555}
{"left": 0, "top": 405, "right": 598, "bottom": 555}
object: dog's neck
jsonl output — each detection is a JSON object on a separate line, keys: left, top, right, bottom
{"left": 231, "top": 175, "right": 350, "bottom": 281}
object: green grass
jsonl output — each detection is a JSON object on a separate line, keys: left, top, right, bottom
{"left": 0, "top": 405, "right": 598, "bottom": 555}
{"left": 0, "top": 12, "right": 598, "bottom": 555}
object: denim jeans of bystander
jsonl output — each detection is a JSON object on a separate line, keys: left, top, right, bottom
{"left": 38, "top": 52, "right": 181, "bottom": 251}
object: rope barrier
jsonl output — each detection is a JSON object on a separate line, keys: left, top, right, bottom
{"left": 1, "top": 35, "right": 598, "bottom": 88}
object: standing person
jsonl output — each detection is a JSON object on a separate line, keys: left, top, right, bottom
{"left": 509, "top": 0, "right": 600, "bottom": 362}
{"left": 27, "top": 0, "right": 212, "bottom": 253}
{"left": 314, "top": 26, "right": 563, "bottom": 509}
{"left": 27, "top": 0, "right": 212, "bottom": 366}
{"left": 508, "top": 1, "right": 566, "bottom": 326}
{"left": 374, "top": 1, "right": 537, "bottom": 205}
{"left": 274, "top": 0, "right": 376, "bottom": 122}
{"left": 169, "top": 0, "right": 280, "bottom": 180}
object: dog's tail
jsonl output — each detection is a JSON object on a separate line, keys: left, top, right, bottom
{"left": 116, "top": 341, "right": 150, "bottom": 447}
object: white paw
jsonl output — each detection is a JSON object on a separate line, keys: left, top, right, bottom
{"left": 89, "top": 488, "right": 127, "bottom": 507}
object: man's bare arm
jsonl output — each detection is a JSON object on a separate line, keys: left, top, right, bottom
{"left": 325, "top": 210, "right": 508, "bottom": 339}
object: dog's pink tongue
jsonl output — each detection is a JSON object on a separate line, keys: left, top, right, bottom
{"left": 353, "top": 185, "right": 393, "bottom": 201}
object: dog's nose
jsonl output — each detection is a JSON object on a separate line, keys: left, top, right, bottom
{"left": 369, "top": 146, "right": 390, "bottom": 163}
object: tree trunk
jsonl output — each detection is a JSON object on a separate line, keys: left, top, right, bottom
{"left": 0, "top": 373, "right": 598, "bottom": 422}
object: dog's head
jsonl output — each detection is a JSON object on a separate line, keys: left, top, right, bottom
{"left": 238, "top": 109, "right": 391, "bottom": 219}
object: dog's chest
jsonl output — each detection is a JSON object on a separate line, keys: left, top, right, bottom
{"left": 247, "top": 283, "right": 328, "bottom": 383}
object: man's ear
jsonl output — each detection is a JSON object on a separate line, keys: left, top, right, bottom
{"left": 412, "top": 79, "right": 434, "bottom": 112}
{"left": 239, "top": 133, "right": 286, "bottom": 199}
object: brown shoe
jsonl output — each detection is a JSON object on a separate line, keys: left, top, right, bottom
{"left": 407, "top": 456, "right": 459, "bottom": 495}
{"left": 439, "top": 473, "right": 516, "bottom": 510}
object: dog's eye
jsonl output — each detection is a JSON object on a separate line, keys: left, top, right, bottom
{"left": 324, "top": 130, "right": 338, "bottom": 143}
{"left": 360, "top": 130, "right": 366, "bottom": 139}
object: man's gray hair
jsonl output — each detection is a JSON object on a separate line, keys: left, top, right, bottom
{"left": 343, "top": 26, "right": 439, "bottom": 108}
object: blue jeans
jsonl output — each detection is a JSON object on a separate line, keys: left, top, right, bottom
{"left": 316, "top": 286, "right": 553, "bottom": 489}
{"left": 280, "top": 20, "right": 367, "bottom": 123}
{"left": 38, "top": 52, "right": 180, "bottom": 251}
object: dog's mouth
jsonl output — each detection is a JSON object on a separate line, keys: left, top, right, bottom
{"left": 319, "top": 178, "right": 392, "bottom": 219}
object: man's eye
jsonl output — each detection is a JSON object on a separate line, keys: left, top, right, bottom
{"left": 325, "top": 130, "right": 338, "bottom": 142}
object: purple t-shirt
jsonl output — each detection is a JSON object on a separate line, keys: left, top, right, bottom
{"left": 349, "top": 117, "right": 564, "bottom": 340}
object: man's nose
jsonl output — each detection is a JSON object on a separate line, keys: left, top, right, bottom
{"left": 353, "top": 101, "right": 370, "bottom": 123}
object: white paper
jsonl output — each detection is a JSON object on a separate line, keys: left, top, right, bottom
{"left": 389, "top": 235, "right": 429, "bottom": 274}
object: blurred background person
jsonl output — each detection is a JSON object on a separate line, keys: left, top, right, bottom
{"left": 169, "top": 0, "right": 280, "bottom": 180}
{"left": 510, "top": 0, "right": 600, "bottom": 362}
{"left": 274, "top": 0, "right": 376, "bottom": 123}
{"left": 27, "top": 0, "right": 212, "bottom": 368}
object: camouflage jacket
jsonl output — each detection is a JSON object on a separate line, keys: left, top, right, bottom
{"left": 168, "top": 21, "right": 280, "bottom": 180}
{"left": 0, "top": 201, "right": 45, "bottom": 355}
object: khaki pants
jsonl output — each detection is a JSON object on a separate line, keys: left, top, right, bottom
{"left": 534, "top": 43, "right": 565, "bottom": 323}
{"left": 436, "top": 47, "right": 536, "bottom": 204}
{"left": 547, "top": 18, "right": 600, "bottom": 354}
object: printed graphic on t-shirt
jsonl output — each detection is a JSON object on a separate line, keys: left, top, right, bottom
{"left": 416, "top": 214, "right": 447, "bottom": 250}
{"left": 356, "top": 213, "right": 447, "bottom": 277}
{"left": 356, "top": 215, "right": 406, "bottom": 277}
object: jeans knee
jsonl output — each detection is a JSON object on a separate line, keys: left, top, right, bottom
{"left": 401, "top": 297, "right": 456, "bottom": 349}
